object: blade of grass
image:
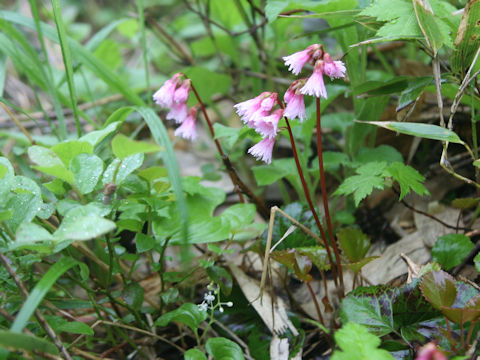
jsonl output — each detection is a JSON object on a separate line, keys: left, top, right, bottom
{"left": 0, "top": 330, "right": 59, "bottom": 356}
{"left": 0, "top": 11, "right": 145, "bottom": 108}
{"left": 28, "top": 0, "right": 67, "bottom": 139}
{"left": 137, "top": 0, "right": 151, "bottom": 106}
{"left": 11, "top": 257, "right": 80, "bottom": 333}
{"left": 50, "top": 0, "right": 81, "bottom": 137}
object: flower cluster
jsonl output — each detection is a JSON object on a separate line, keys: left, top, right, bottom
{"left": 153, "top": 73, "right": 198, "bottom": 140}
{"left": 197, "top": 284, "right": 233, "bottom": 313}
{"left": 234, "top": 92, "right": 282, "bottom": 164}
{"left": 235, "top": 43, "right": 346, "bottom": 164}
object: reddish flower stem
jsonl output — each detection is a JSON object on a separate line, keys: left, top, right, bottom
{"left": 306, "top": 281, "right": 325, "bottom": 326}
{"left": 285, "top": 117, "right": 338, "bottom": 287}
{"left": 184, "top": 76, "right": 270, "bottom": 219}
{"left": 316, "top": 97, "right": 344, "bottom": 293}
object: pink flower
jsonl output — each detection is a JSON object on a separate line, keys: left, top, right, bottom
{"left": 415, "top": 343, "right": 446, "bottom": 360}
{"left": 300, "top": 61, "right": 327, "bottom": 99}
{"left": 174, "top": 79, "right": 191, "bottom": 104}
{"left": 166, "top": 102, "right": 188, "bottom": 123}
{"left": 153, "top": 73, "right": 182, "bottom": 108}
{"left": 283, "top": 44, "right": 323, "bottom": 75}
{"left": 174, "top": 108, "right": 197, "bottom": 140}
{"left": 234, "top": 92, "right": 277, "bottom": 125}
{"left": 254, "top": 109, "right": 283, "bottom": 138}
{"left": 248, "top": 137, "right": 276, "bottom": 164}
{"left": 323, "top": 53, "right": 346, "bottom": 79}
{"left": 284, "top": 82, "right": 306, "bottom": 121}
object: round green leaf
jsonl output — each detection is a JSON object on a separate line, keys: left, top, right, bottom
{"left": 420, "top": 270, "right": 457, "bottom": 310}
{"left": 184, "top": 349, "right": 207, "bottom": 360}
{"left": 432, "top": 234, "right": 474, "bottom": 271}
{"left": 206, "top": 337, "right": 245, "bottom": 360}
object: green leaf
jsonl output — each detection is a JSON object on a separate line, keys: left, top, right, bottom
{"left": 94, "top": 39, "right": 122, "bottom": 70}
{"left": 11, "top": 257, "right": 80, "bottom": 333}
{"left": 0, "top": 330, "right": 58, "bottom": 355}
{"left": 54, "top": 214, "right": 116, "bottom": 241}
{"left": 12, "top": 222, "right": 54, "bottom": 252}
{"left": 57, "top": 321, "right": 93, "bottom": 335}
{"left": 102, "top": 153, "right": 144, "bottom": 185}
{"left": 451, "top": 0, "right": 480, "bottom": 76}
{"left": 220, "top": 203, "right": 256, "bottom": 234}
{"left": 252, "top": 158, "right": 297, "bottom": 186}
{"left": 432, "top": 234, "right": 474, "bottom": 271}
{"left": 185, "top": 349, "right": 207, "bottom": 360}
{"left": 155, "top": 303, "right": 207, "bottom": 332}
{"left": 334, "top": 162, "right": 387, "bottom": 206}
{"left": 122, "top": 282, "right": 144, "bottom": 311}
{"left": 359, "top": 0, "right": 422, "bottom": 40}
{"left": 70, "top": 153, "right": 104, "bottom": 194}
{"left": 206, "top": 337, "right": 245, "bottom": 360}
{"left": 136, "top": 233, "right": 155, "bottom": 253}
{"left": 331, "top": 323, "right": 394, "bottom": 360}
{"left": 413, "top": 0, "right": 444, "bottom": 54}
{"left": 340, "top": 292, "right": 395, "bottom": 336}
{"left": 297, "top": 246, "right": 331, "bottom": 271}
{"left": 475, "top": 252, "right": 480, "bottom": 273}
{"left": 111, "top": 133, "right": 161, "bottom": 159}
{"left": 420, "top": 270, "right": 457, "bottom": 310}
{"left": 337, "top": 228, "right": 371, "bottom": 263}
{"left": 51, "top": 141, "right": 94, "bottom": 167}
{"left": 271, "top": 248, "right": 313, "bottom": 282}
{"left": 386, "top": 162, "right": 429, "bottom": 200}
{"left": 79, "top": 121, "right": 121, "bottom": 146}
{"left": 359, "top": 121, "right": 465, "bottom": 144}
{"left": 397, "top": 76, "right": 433, "bottom": 111}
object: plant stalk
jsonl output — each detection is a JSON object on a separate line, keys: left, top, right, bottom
{"left": 285, "top": 118, "right": 338, "bottom": 286}
{"left": 316, "top": 97, "right": 344, "bottom": 293}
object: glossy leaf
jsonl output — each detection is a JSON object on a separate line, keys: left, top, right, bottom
{"left": 70, "top": 153, "right": 104, "bottom": 194}
{"left": 359, "top": 121, "right": 465, "bottom": 144}
{"left": 102, "top": 153, "right": 144, "bottom": 185}
{"left": 155, "top": 303, "right": 207, "bottom": 332}
{"left": 51, "top": 141, "right": 94, "bottom": 167}
{"left": 432, "top": 234, "right": 474, "bottom": 271}
{"left": 420, "top": 270, "right": 457, "bottom": 310}
{"left": 185, "top": 349, "right": 207, "bottom": 360}
{"left": 54, "top": 214, "right": 116, "bottom": 241}
{"left": 206, "top": 337, "right": 245, "bottom": 360}
{"left": 122, "top": 282, "right": 144, "bottom": 310}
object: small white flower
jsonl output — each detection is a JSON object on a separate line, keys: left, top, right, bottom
{"left": 219, "top": 307, "right": 224, "bottom": 313}
{"left": 225, "top": 302, "right": 233, "bottom": 307}
{"left": 204, "top": 292, "right": 215, "bottom": 303}
{"left": 198, "top": 302, "right": 208, "bottom": 312}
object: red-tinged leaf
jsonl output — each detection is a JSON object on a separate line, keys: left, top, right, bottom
{"left": 337, "top": 228, "right": 371, "bottom": 263}
{"left": 420, "top": 271, "right": 457, "bottom": 310}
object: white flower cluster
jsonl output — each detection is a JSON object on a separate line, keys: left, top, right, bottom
{"left": 197, "top": 284, "right": 233, "bottom": 312}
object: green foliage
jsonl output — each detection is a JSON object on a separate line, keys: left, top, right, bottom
{"left": 206, "top": 337, "right": 245, "bottom": 360}
{"left": 155, "top": 303, "right": 207, "bottom": 332}
{"left": 432, "top": 234, "right": 474, "bottom": 270}
{"left": 331, "top": 323, "right": 394, "bottom": 360}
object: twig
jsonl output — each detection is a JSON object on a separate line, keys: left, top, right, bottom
{"left": 0, "top": 251, "right": 73, "bottom": 360}
{"left": 432, "top": 55, "right": 445, "bottom": 128}
{"left": 0, "top": 102, "right": 35, "bottom": 145}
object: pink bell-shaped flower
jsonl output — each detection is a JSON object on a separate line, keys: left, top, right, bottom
{"left": 323, "top": 53, "right": 346, "bottom": 79}
{"left": 174, "top": 107, "right": 198, "bottom": 140}
{"left": 234, "top": 92, "right": 277, "bottom": 125}
{"left": 248, "top": 137, "right": 276, "bottom": 164}
{"left": 173, "top": 79, "right": 191, "bottom": 104}
{"left": 166, "top": 102, "right": 188, "bottom": 123}
{"left": 300, "top": 61, "right": 327, "bottom": 99}
{"left": 153, "top": 73, "right": 182, "bottom": 108}
{"left": 284, "top": 81, "right": 306, "bottom": 121}
{"left": 254, "top": 109, "right": 283, "bottom": 139}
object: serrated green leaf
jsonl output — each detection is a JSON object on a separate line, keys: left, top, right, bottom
{"left": 206, "top": 337, "right": 245, "bottom": 360}
{"left": 155, "top": 303, "right": 207, "bottom": 332}
{"left": 331, "top": 323, "right": 394, "bottom": 360}
{"left": 432, "top": 234, "right": 474, "bottom": 271}
{"left": 111, "top": 133, "right": 161, "bottom": 159}
{"left": 334, "top": 162, "right": 387, "bottom": 206}
{"left": 386, "top": 162, "right": 429, "bottom": 200}
{"left": 359, "top": 121, "right": 465, "bottom": 144}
